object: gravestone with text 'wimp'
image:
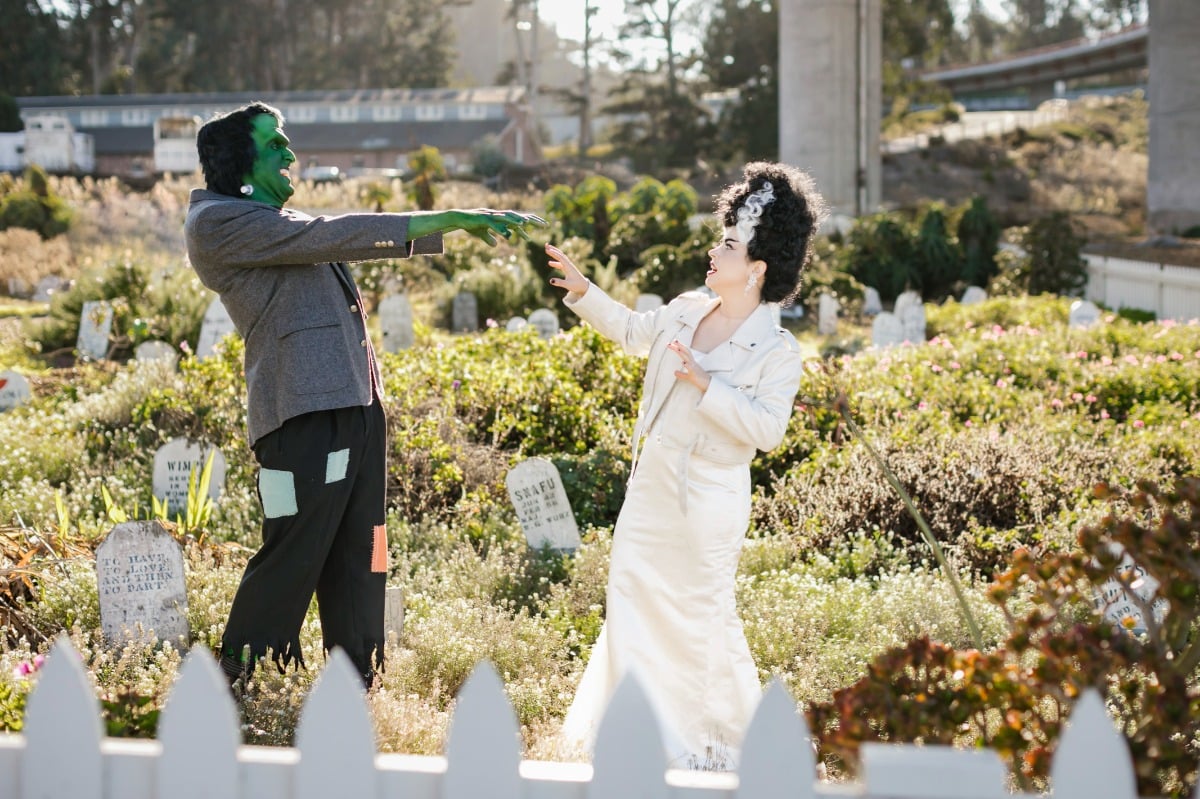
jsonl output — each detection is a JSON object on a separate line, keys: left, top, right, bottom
{"left": 505, "top": 458, "right": 581, "bottom": 551}
{"left": 152, "top": 438, "right": 227, "bottom": 517}
{"left": 0, "top": 370, "right": 32, "bottom": 412}
{"left": 96, "top": 520, "right": 189, "bottom": 646}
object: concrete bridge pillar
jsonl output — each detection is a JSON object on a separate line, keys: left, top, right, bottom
{"left": 1148, "top": 0, "right": 1200, "bottom": 234}
{"left": 779, "top": 0, "right": 882, "bottom": 217}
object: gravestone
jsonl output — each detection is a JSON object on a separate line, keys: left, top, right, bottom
{"left": 505, "top": 316, "right": 528, "bottom": 333}
{"left": 1094, "top": 545, "right": 1168, "bottom": 636}
{"left": 871, "top": 312, "right": 905, "bottom": 349}
{"left": 379, "top": 293, "right": 415, "bottom": 352}
{"left": 452, "top": 291, "right": 479, "bottom": 333}
{"left": 7, "top": 277, "right": 30, "bottom": 298}
{"left": 196, "top": 297, "right": 237, "bottom": 358}
{"left": 152, "top": 438, "right": 227, "bottom": 517}
{"left": 1069, "top": 299, "right": 1102, "bottom": 329}
{"left": 33, "top": 276, "right": 65, "bottom": 303}
{"left": 76, "top": 300, "right": 114, "bottom": 361}
{"left": 894, "top": 291, "right": 926, "bottom": 344}
{"left": 961, "top": 286, "right": 988, "bottom": 305}
{"left": 385, "top": 586, "right": 405, "bottom": 642}
{"left": 528, "top": 308, "right": 560, "bottom": 340}
{"left": 818, "top": 293, "right": 840, "bottom": 336}
{"left": 863, "top": 287, "right": 883, "bottom": 316}
{"left": 505, "top": 457, "right": 581, "bottom": 551}
{"left": 96, "top": 520, "right": 189, "bottom": 646}
{"left": 134, "top": 340, "right": 178, "bottom": 366}
{"left": 0, "top": 370, "right": 32, "bottom": 412}
{"left": 635, "top": 294, "right": 664, "bottom": 313}
{"left": 779, "top": 301, "right": 804, "bottom": 320}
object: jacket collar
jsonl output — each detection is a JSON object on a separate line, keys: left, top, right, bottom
{"left": 677, "top": 296, "right": 777, "bottom": 351}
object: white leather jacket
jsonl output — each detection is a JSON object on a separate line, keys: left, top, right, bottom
{"left": 565, "top": 284, "right": 804, "bottom": 485}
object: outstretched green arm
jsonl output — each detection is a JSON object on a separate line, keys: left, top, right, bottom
{"left": 405, "top": 209, "right": 547, "bottom": 246}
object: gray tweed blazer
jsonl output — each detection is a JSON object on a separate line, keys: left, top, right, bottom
{"left": 183, "top": 189, "right": 442, "bottom": 446}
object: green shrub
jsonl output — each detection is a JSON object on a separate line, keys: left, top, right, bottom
{"left": 0, "top": 166, "right": 72, "bottom": 239}
{"left": 1016, "top": 211, "right": 1088, "bottom": 296}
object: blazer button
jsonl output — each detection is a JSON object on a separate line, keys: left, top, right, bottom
{"left": 350, "top": 304, "right": 358, "bottom": 313}
{"left": 360, "top": 339, "right": 367, "bottom": 347}
{"left": 387, "top": 240, "right": 395, "bottom": 247}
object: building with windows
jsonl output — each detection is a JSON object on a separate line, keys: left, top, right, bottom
{"left": 15, "top": 86, "right": 542, "bottom": 179}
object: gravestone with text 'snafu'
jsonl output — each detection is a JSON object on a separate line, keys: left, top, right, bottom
{"left": 96, "top": 521, "right": 189, "bottom": 646}
{"left": 505, "top": 458, "right": 581, "bottom": 551}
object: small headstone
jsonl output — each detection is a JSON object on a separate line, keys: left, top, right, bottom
{"left": 452, "top": 291, "right": 479, "bottom": 333}
{"left": 7, "top": 277, "right": 30, "bottom": 298}
{"left": 872, "top": 312, "right": 905, "bottom": 349}
{"left": 196, "top": 297, "right": 238, "bottom": 358}
{"left": 0, "top": 370, "right": 32, "bottom": 412}
{"left": 33, "top": 276, "right": 64, "bottom": 303}
{"left": 635, "top": 294, "right": 664, "bottom": 313}
{"left": 894, "top": 291, "right": 926, "bottom": 344}
{"left": 863, "top": 287, "right": 883, "bottom": 316}
{"left": 152, "top": 438, "right": 227, "bottom": 517}
{"left": 96, "top": 520, "right": 189, "bottom": 646}
{"left": 505, "top": 316, "right": 528, "bottom": 333}
{"left": 505, "top": 457, "right": 581, "bottom": 551}
{"left": 134, "top": 340, "right": 178, "bottom": 366}
{"left": 379, "top": 293, "right": 415, "bottom": 352}
{"left": 961, "top": 286, "right": 988, "bottom": 305}
{"left": 76, "top": 300, "right": 114, "bottom": 360}
{"left": 1094, "top": 545, "right": 1167, "bottom": 636}
{"left": 528, "top": 308, "right": 561, "bottom": 340}
{"left": 385, "top": 586, "right": 405, "bottom": 642}
{"left": 818, "top": 293, "right": 840, "bottom": 336}
{"left": 1069, "top": 299, "right": 1102, "bottom": 329}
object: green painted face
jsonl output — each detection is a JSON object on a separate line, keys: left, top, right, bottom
{"left": 242, "top": 113, "right": 296, "bottom": 207}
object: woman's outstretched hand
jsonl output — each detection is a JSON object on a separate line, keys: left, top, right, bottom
{"left": 546, "top": 244, "right": 589, "bottom": 297}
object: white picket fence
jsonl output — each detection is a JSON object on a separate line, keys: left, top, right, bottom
{"left": 1085, "top": 252, "right": 1200, "bottom": 321}
{"left": 0, "top": 635, "right": 1184, "bottom": 799}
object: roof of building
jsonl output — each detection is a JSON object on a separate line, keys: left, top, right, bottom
{"left": 18, "top": 86, "right": 526, "bottom": 110}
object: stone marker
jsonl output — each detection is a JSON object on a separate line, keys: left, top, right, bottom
{"left": 134, "top": 340, "right": 179, "bottom": 365}
{"left": 872, "top": 312, "right": 905, "bottom": 349}
{"left": 863, "top": 287, "right": 883, "bottom": 316}
{"left": 379, "top": 292, "right": 415, "bottom": 352}
{"left": 0, "top": 370, "right": 32, "bottom": 412}
{"left": 96, "top": 520, "right": 189, "bottom": 646}
{"left": 152, "top": 437, "right": 227, "bottom": 517}
{"left": 385, "top": 586, "right": 405, "bottom": 642}
{"left": 894, "top": 290, "right": 926, "bottom": 344}
{"left": 779, "top": 301, "right": 804, "bottom": 320}
{"left": 636, "top": 294, "right": 664, "bottom": 313}
{"left": 452, "top": 291, "right": 479, "bottom": 333}
{"left": 1094, "top": 545, "right": 1167, "bottom": 636}
{"left": 505, "top": 457, "right": 581, "bottom": 551}
{"left": 818, "top": 293, "right": 840, "bottom": 336}
{"left": 1069, "top": 299, "right": 1102, "bottom": 328}
{"left": 505, "top": 316, "right": 528, "bottom": 333}
{"left": 77, "top": 299, "right": 114, "bottom": 360}
{"left": 196, "top": 297, "right": 238, "bottom": 358}
{"left": 7, "top": 277, "right": 30, "bottom": 298}
{"left": 961, "top": 286, "right": 988, "bottom": 305}
{"left": 33, "top": 276, "right": 65, "bottom": 303}
{"left": 528, "top": 308, "right": 561, "bottom": 340}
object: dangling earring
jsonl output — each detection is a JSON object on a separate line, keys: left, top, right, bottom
{"left": 239, "top": 184, "right": 253, "bottom": 196}
{"left": 744, "top": 273, "right": 759, "bottom": 296}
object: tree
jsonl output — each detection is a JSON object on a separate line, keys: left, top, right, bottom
{"left": 1003, "top": 0, "right": 1087, "bottom": 51}
{"left": 0, "top": 95, "right": 23, "bottom": 133}
{"left": 699, "top": 0, "right": 778, "bottom": 163}
{"left": 0, "top": 0, "right": 74, "bottom": 96}
{"left": 604, "top": 0, "right": 709, "bottom": 171}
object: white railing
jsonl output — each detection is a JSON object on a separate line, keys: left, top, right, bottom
{"left": 1085, "top": 252, "right": 1200, "bottom": 321}
{"left": 0, "top": 635, "right": 1175, "bottom": 799}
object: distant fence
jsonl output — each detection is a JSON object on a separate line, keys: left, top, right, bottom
{"left": 0, "top": 636, "right": 1164, "bottom": 799}
{"left": 1085, "top": 252, "right": 1200, "bottom": 321}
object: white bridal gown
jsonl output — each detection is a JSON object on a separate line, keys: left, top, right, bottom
{"left": 561, "top": 349, "right": 763, "bottom": 770}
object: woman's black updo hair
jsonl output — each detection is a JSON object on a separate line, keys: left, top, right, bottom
{"left": 195, "top": 102, "right": 284, "bottom": 197}
{"left": 714, "top": 161, "right": 826, "bottom": 305}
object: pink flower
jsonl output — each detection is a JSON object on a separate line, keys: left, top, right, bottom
{"left": 486, "top": 318, "right": 498, "bottom": 329}
{"left": 1086, "top": 394, "right": 1098, "bottom": 403}
{"left": 1072, "top": 392, "right": 1083, "bottom": 402}
{"left": 1101, "top": 410, "right": 1110, "bottom": 419}
{"left": 1171, "top": 352, "right": 1183, "bottom": 361}
{"left": 949, "top": 361, "right": 961, "bottom": 370}
{"left": 1051, "top": 399, "right": 1063, "bottom": 409}
{"left": 918, "top": 401, "right": 928, "bottom": 410}
{"left": 965, "top": 420, "right": 973, "bottom": 427}
{"left": 1124, "top": 355, "right": 1139, "bottom": 366}
{"left": 1102, "top": 356, "right": 1113, "bottom": 366}
{"left": 1155, "top": 355, "right": 1167, "bottom": 364}
{"left": 931, "top": 364, "right": 943, "bottom": 373}
{"left": 996, "top": 379, "right": 1007, "bottom": 388}
{"left": 1133, "top": 420, "right": 1145, "bottom": 428}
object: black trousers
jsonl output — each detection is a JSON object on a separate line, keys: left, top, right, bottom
{"left": 220, "top": 402, "right": 388, "bottom": 686}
